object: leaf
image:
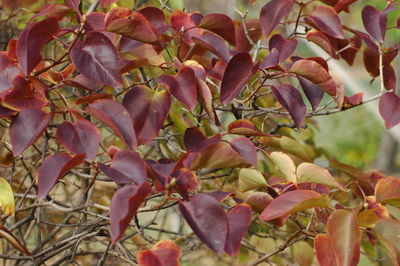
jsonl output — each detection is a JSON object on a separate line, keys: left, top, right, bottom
{"left": 110, "top": 182, "right": 152, "bottom": 243}
{"left": 86, "top": 99, "right": 137, "bottom": 148}
{"left": 137, "top": 240, "right": 181, "bottom": 266}
{"left": 259, "top": 190, "right": 329, "bottom": 221}
{"left": 227, "top": 119, "right": 268, "bottom": 136}
{"left": 306, "top": 30, "right": 336, "bottom": 57}
{"left": 179, "top": 194, "right": 228, "bottom": 255}
{"left": 224, "top": 204, "right": 252, "bottom": 257}
{"left": 138, "top": 7, "right": 169, "bottom": 34}
{"left": 192, "top": 32, "right": 230, "bottom": 62}
{"left": 379, "top": 91, "right": 400, "bottom": 129}
{"left": 64, "top": 0, "right": 80, "bottom": 9}
{"left": 260, "top": 48, "right": 280, "bottom": 69}
{"left": 56, "top": 120, "right": 100, "bottom": 160}
{"left": 105, "top": 7, "right": 158, "bottom": 44}
{"left": 314, "top": 234, "right": 338, "bottom": 266}
{"left": 362, "top": 5, "right": 388, "bottom": 43}
{"left": 230, "top": 137, "right": 258, "bottom": 167}
{"left": 98, "top": 150, "right": 147, "bottom": 185}
{"left": 297, "top": 162, "right": 345, "bottom": 191}
{"left": 383, "top": 65, "right": 396, "bottom": 91}
{"left": 0, "top": 226, "right": 31, "bottom": 255}
{"left": 17, "top": 17, "right": 59, "bottom": 75}
{"left": 0, "top": 177, "right": 15, "bottom": 216}
{"left": 63, "top": 74, "right": 99, "bottom": 91}
{"left": 244, "top": 192, "right": 273, "bottom": 213}
{"left": 260, "top": 0, "right": 295, "bottom": 37}
{"left": 327, "top": 209, "right": 360, "bottom": 266}
{"left": 235, "top": 19, "right": 261, "bottom": 52}
{"left": 158, "top": 66, "right": 197, "bottom": 110}
{"left": 307, "top": 5, "right": 344, "bottom": 39}
{"left": 183, "top": 127, "right": 220, "bottom": 152}
{"left": 220, "top": 53, "right": 257, "bottom": 105}
{"left": 374, "top": 219, "right": 400, "bottom": 260}
{"left": 70, "top": 32, "right": 122, "bottom": 87}
{"left": 375, "top": 176, "right": 400, "bottom": 206}
{"left": 10, "top": 109, "right": 51, "bottom": 157}
{"left": 199, "top": 13, "right": 236, "bottom": 45}
{"left": 269, "top": 34, "right": 297, "bottom": 63}
{"left": 37, "top": 153, "right": 85, "bottom": 200}
{"left": 238, "top": 168, "right": 267, "bottom": 192}
{"left": 0, "top": 52, "right": 20, "bottom": 92}
{"left": 298, "top": 76, "right": 324, "bottom": 111}
{"left": 270, "top": 151, "right": 297, "bottom": 183}
{"left": 271, "top": 84, "right": 307, "bottom": 129}
{"left": 122, "top": 85, "right": 171, "bottom": 145}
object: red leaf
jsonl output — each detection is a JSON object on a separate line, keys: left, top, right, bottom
{"left": 179, "top": 194, "right": 228, "bottom": 255}
{"left": 63, "top": 74, "right": 99, "bottom": 91}
{"left": 105, "top": 7, "right": 158, "bottom": 44}
{"left": 192, "top": 31, "right": 230, "bottom": 62}
{"left": 0, "top": 52, "right": 20, "bottom": 92}
{"left": 173, "top": 168, "right": 198, "bottom": 200}
{"left": 379, "top": 91, "right": 400, "bottom": 129}
{"left": 362, "top": 5, "right": 390, "bottom": 43}
{"left": 230, "top": 137, "right": 258, "bottom": 167}
{"left": 110, "top": 182, "right": 152, "bottom": 243}
{"left": 138, "top": 7, "right": 169, "bottom": 34}
{"left": 224, "top": 204, "right": 252, "bottom": 257}
{"left": 383, "top": 65, "right": 396, "bottom": 91}
{"left": 308, "top": 5, "right": 344, "bottom": 39}
{"left": 70, "top": 32, "right": 122, "bottom": 87}
{"left": 314, "top": 234, "right": 338, "bottom": 266}
{"left": 260, "top": 0, "right": 295, "bottom": 37}
{"left": 271, "top": 84, "right": 307, "bottom": 129}
{"left": 375, "top": 176, "right": 400, "bottom": 204}
{"left": 10, "top": 109, "right": 51, "bottom": 157}
{"left": 196, "top": 78, "right": 218, "bottom": 123}
{"left": 0, "top": 225, "right": 31, "bottom": 255}
{"left": 298, "top": 76, "right": 324, "bottom": 111}
{"left": 137, "top": 240, "right": 181, "bottom": 266}
{"left": 220, "top": 53, "right": 257, "bottom": 105}
{"left": 86, "top": 99, "right": 137, "bottom": 148}
{"left": 269, "top": 34, "right": 297, "bottom": 63}
{"left": 306, "top": 30, "right": 337, "bottom": 58}
{"left": 75, "top": 94, "right": 114, "bottom": 105}
{"left": 122, "top": 86, "right": 171, "bottom": 145}
{"left": 235, "top": 19, "right": 261, "bottom": 52}
{"left": 158, "top": 67, "right": 197, "bottom": 110}
{"left": 259, "top": 190, "right": 329, "bottom": 221}
{"left": 227, "top": 119, "right": 268, "bottom": 136}
{"left": 327, "top": 210, "right": 360, "bottom": 266}
{"left": 199, "top": 14, "right": 236, "bottom": 45}
{"left": 3, "top": 76, "right": 47, "bottom": 111}
{"left": 37, "top": 153, "right": 85, "bottom": 200}
{"left": 17, "top": 17, "right": 59, "bottom": 75}
{"left": 56, "top": 120, "right": 100, "bottom": 160}
{"left": 98, "top": 150, "right": 147, "bottom": 185}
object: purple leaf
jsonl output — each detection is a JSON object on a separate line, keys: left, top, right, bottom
{"left": 199, "top": 13, "right": 236, "bottom": 45}
{"left": 308, "top": 5, "right": 344, "bottom": 39}
{"left": 110, "top": 182, "right": 152, "bottom": 243}
{"left": 271, "top": 84, "right": 307, "bottom": 129}
{"left": 260, "top": 0, "right": 295, "bottom": 37}
{"left": 260, "top": 48, "right": 280, "bottom": 69}
{"left": 10, "top": 109, "right": 51, "bottom": 157}
{"left": 0, "top": 52, "right": 20, "bottom": 92}
{"left": 192, "top": 31, "right": 230, "bottom": 62}
{"left": 179, "top": 194, "right": 228, "bottom": 255}
{"left": 379, "top": 91, "right": 400, "bottom": 129}
{"left": 230, "top": 137, "right": 258, "bottom": 167}
{"left": 86, "top": 99, "right": 137, "bottom": 148}
{"left": 298, "top": 76, "right": 324, "bottom": 111}
{"left": 269, "top": 34, "right": 297, "bottom": 63}
{"left": 70, "top": 32, "right": 122, "bottom": 87}
{"left": 362, "top": 5, "right": 395, "bottom": 43}
{"left": 98, "top": 150, "right": 147, "bottom": 185}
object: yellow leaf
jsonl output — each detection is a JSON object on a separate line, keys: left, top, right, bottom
{"left": 238, "top": 168, "right": 267, "bottom": 192}
{"left": 0, "top": 177, "right": 15, "bottom": 216}
{"left": 270, "top": 151, "right": 297, "bottom": 182}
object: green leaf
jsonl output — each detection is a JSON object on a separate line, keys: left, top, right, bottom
{"left": 238, "top": 168, "right": 267, "bottom": 192}
{"left": 0, "top": 177, "right": 15, "bottom": 216}
{"left": 297, "top": 162, "right": 345, "bottom": 191}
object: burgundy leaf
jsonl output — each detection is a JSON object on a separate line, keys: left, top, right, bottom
{"left": 298, "top": 76, "right": 324, "bottom": 111}
{"left": 122, "top": 85, "right": 171, "bottom": 145}
{"left": 383, "top": 65, "right": 396, "bottom": 91}
{"left": 173, "top": 168, "right": 198, "bottom": 200}
{"left": 98, "top": 150, "right": 147, "bottom": 185}
{"left": 75, "top": 94, "right": 114, "bottom": 105}
{"left": 37, "top": 153, "right": 85, "bottom": 200}
{"left": 196, "top": 78, "right": 218, "bottom": 123}
{"left": 334, "top": 0, "right": 358, "bottom": 13}
{"left": 86, "top": 99, "right": 137, "bottom": 148}
{"left": 260, "top": 0, "right": 295, "bottom": 37}
{"left": 70, "top": 32, "right": 122, "bottom": 87}
{"left": 228, "top": 119, "right": 268, "bottom": 136}
{"left": 158, "top": 67, "right": 197, "bottom": 110}
{"left": 379, "top": 91, "right": 400, "bottom": 129}
{"left": 361, "top": 5, "right": 389, "bottom": 43}
{"left": 10, "top": 109, "right": 51, "bottom": 157}
{"left": 269, "top": 34, "right": 297, "bottom": 63}
{"left": 235, "top": 19, "right": 262, "bottom": 52}
{"left": 138, "top": 7, "right": 169, "bottom": 34}
{"left": 110, "top": 182, "right": 152, "bottom": 243}
{"left": 260, "top": 48, "right": 280, "bottom": 69}
{"left": 0, "top": 105, "right": 17, "bottom": 118}
{"left": 224, "top": 204, "right": 252, "bottom": 257}
{"left": 63, "top": 74, "right": 99, "bottom": 91}
{"left": 271, "top": 84, "right": 307, "bottom": 129}
{"left": 230, "top": 137, "right": 258, "bottom": 167}
{"left": 199, "top": 14, "right": 236, "bottom": 45}
{"left": 183, "top": 128, "right": 221, "bottom": 152}
{"left": 179, "top": 194, "right": 228, "bottom": 255}
{"left": 56, "top": 120, "right": 100, "bottom": 160}
{"left": 306, "top": 30, "right": 337, "bottom": 58}
{"left": 0, "top": 52, "right": 20, "bottom": 92}
{"left": 192, "top": 31, "right": 230, "bottom": 62}
{"left": 220, "top": 53, "right": 256, "bottom": 105}
{"left": 308, "top": 5, "right": 344, "bottom": 39}
{"left": 17, "top": 17, "right": 59, "bottom": 75}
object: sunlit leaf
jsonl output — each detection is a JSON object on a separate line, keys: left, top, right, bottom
{"left": 270, "top": 151, "right": 297, "bottom": 183}
{"left": 137, "top": 240, "right": 181, "bottom": 266}
{"left": 238, "top": 168, "right": 267, "bottom": 192}
{"left": 297, "top": 162, "right": 345, "bottom": 191}
{"left": 0, "top": 177, "right": 15, "bottom": 216}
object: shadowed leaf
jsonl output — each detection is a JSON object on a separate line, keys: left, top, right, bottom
{"left": 379, "top": 91, "right": 400, "bottom": 129}
{"left": 298, "top": 76, "right": 324, "bottom": 111}
{"left": 269, "top": 34, "right": 297, "bottom": 62}
{"left": 0, "top": 52, "right": 20, "bottom": 92}
{"left": 260, "top": 0, "right": 295, "bottom": 37}
{"left": 225, "top": 204, "right": 252, "bottom": 257}
{"left": 199, "top": 14, "right": 235, "bottom": 45}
